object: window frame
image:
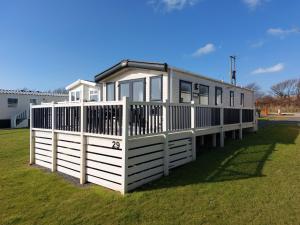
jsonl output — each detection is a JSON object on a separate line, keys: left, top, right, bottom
{"left": 118, "top": 78, "right": 146, "bottom": 102}
{"left": 230, "top": 91, "right": 234, "bottom": 107}
{"left": 106, "top": 82, "right": 116, "bottom": 101}
{"left": 150, "top": 75, "right": 163, "bottom": 101}
{"left": 198, "top": 84, "right": 209, "bottom": 105}
{"left": 179, "top": 80, "right": 193, "bottom": 103}
{"left": 89, "top": 89, "right": 99, "bottom": 102}
{"left": 215, "top": 87, "right": 223, "bottom": 105}
{"left": 7, "top": 98, "right": 18, "bottom": 108}
{"left": 240, "top": 93, "right": 244, "bottom": 107}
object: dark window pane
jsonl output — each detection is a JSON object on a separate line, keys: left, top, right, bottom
{"left": 8, "top": 98, "right": 18, "bottom": 107}
{"left": 199, "top": 85, "right": 209, "bottom": 105}
{"left": 215, "top": 87, "right": 222, "bottom": 105}
{"left": 180, "top": 81, "right": 192, "bottom": 103}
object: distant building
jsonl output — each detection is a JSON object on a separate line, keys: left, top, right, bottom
{"left": 0, "top": 89, "right": 68, "bottom": 128}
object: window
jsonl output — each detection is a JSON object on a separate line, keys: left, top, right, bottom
{"left": 150, "top": 76, "right": 162, "bottom": 101}
{"left": 119, "top": 82, "right": 130, "bottom": 100}
{"left": 132, "top": 80, "right": 144, "bottom": 101}
{"left": 215, "top": 87, "right": 222, "bottom": 105}
{"left": 230, "top": 91, "right": 234, "bottom": 106}
{"left": 89, "top": 90, "right": 99, "bottom": 102}
{"left": 118, "top": 79, "right": 145, "bottom": 101}
{"left": 71, "top": 91, "right": 81, "bottom": 102}
{"left": 180, "top": 80, "right": 192, "bottom": 103}
{"left": 30, "top": 99, "right": 37, "bottom": 105}
{"left": 199, "top": 85, "right": 209, "bottom": 105}
{"left": 8, "top": 98, "right": 18, "bottom": 107}
{"left": 106, "top": 82, "right": 115, "bottom": 101}
{"left": 241, "top": 93, "right": 244, "bottom": 106}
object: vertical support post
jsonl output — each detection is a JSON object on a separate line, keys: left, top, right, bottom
{"left": 121, "top": 97, "right": 129, "bottom": 194}
{"left": 232, "top": 130, "right": 236, "bottom": 140}
{"left": 212, "top": 133, "right": 217, "bottom": 147}
{"left": 253, "top": 108, "right": 258, "bottom": 132}
{"left": 220, "top": 107, "right": 224, "bottom": 147}
{"left": 51, "top": 102, "right": 57, "bottom": 172}
{"left": 191, "top": 101, "right": 196, "bottom": 161}
{"left": 29, "top": 103, "right": 35, "bottom": 165}
{"left": 239, "top": 108, "right": 243, "bottom": 140}
{"left": 163, "top": 100, "right": 169, "bottom": 175}
{"left": 80, "top": 101, "right": 87, "bottom": 185}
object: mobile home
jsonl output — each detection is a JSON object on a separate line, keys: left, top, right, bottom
{"left": 29, "top": 60, "right": 257, "bottom": 194}
{"left": 0, "top": 89, "right": 67, "bottom": 128}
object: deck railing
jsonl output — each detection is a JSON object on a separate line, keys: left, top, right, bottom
{"left": 31, "top": 98, "right": 256, "bottom": 137}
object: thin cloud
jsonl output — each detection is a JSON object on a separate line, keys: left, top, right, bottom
{"left": 148, "top": 0, "right": 199, "bottom": 12}
{"left": 243, "top": 0, "right": 267, "bottom": 9}
{"left": 267, "top": 27, "right": 300, "bottom": 38}
{"left": 192, "top": 43, "right": 216, "bottom": 57}
{"left": 252, "top": 63, "right": 284, "bottom": 74}
{"left": 250, "top": 40, "right": 265, "bottom": 48}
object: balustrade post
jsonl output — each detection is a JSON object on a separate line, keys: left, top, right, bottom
{"left": 121, "top": 97, "right": 129, "bottom": 194}
{"left": 220, "top": 107, "right": 224, "bottom": 147}
{"left": 191, "top": 101, "right": 196, "bottom": 161}
{"left": 239, "top": 108, "right": 243, "bottom": 140}
{"left": 29, "top": 103, "right": 35, "bottom": 165}
{"left": 51, "top": 102, "right": 57, "bottom": 172}
{"left": 163, "top": 100, "right": 169, "bottom": 175}
{"left": 80, "top": 101, "right": 87, "bottom": 184}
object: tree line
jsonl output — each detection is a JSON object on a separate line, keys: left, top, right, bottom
{"left": 246, "top": 78, "right": 300, "bottom": 112}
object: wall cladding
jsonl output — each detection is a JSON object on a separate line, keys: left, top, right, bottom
{"left": 168, "top": 137, "right": 192, "bottom": 169}
{"left": 34, "top": 131, "right": 52, "bottom": 169}
{"left": 86, "top": 137, "right": 123, "bottom": 191}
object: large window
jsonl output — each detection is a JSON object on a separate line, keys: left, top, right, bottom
{"left": 230, "top": 91, "right": 234, "bottom": 106}
{"left": 180, "top": 80, "right": 192, "bottom": 103}
{"left": 215, "top": 87, "right": 222, "bottom": 105}
{"left": 89, "top": 90, "right": 99, "bottom": 102}
{"left": 199, "top": 85, "right": 209, "bottom": 105}
{"left": 71, "top": 91, "right": 81, "bottom": 102}
{"left": 106, "top": 82, "right": 115, "bottom": 101}
{"left": 118, "top": 79, "right": 145, "bottom": 101}
{"left": 8, "top": 98, "right": 18, "bottom": 107}
{"left": 150, "top": 76, "right": 162, "bottom": 101}
{"left": 241, "top": 93, "right": 244, "bottom": 106}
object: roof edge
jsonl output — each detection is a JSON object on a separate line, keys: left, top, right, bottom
{"left": 94, "top": 60, "right": 168, "bottom": 82}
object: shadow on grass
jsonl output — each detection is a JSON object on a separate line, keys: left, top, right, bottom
{"left": 137, "top": 124, "right": 299, "bottom": 191}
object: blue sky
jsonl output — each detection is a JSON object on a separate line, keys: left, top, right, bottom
{"left": 0, "top": 0, "right": 299, "bottom": 92}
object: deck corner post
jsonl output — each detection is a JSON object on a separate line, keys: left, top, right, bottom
{"left": 51, "top": 102, "right": 57, "bottom": 172}
{"left": 121, "top": 97, "right": 129, "bottom": 194}
{"left": 29, "top": 103, "right": 35, "bottom": 165}
{"left": 253, "top": 107, "right": 258, "bottom": 132}
{"left": 163, "top": 100, "right": 169, "bottom": 175}
{"left": 239, "top": 108, "right": 243, "bottom": 140}
{"left": 220, "top": 107, "right": 224, "bottom": 148}
{"left": 80, "top": 100, "right": 87, "bottom": 185}
{"left": 190, "top": 101, "right": 196, "bottom": 160}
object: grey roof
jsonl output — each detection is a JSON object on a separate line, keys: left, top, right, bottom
{"left": 0, "top": 89, "right": 68, "bottom": 97}
{"left": 94, "top": 59, "right": 168, "bottom": 82}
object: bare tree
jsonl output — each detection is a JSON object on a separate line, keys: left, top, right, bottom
{"left": 52, "top": 88, "right": 68, "bottom": 94}
{"left": 245, "top": 82, "right": 264, "bottom": 99}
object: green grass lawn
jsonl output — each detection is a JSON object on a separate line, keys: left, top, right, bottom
{"left": 1, "top": 125, "right": 300, "bottom": 225}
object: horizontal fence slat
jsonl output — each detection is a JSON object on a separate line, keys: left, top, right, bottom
{"left": 35, "top": 143, "right": 52, "bottom": 151}
{"left": 86, "top": 160, "right": 122, "bottom": 175}
{"left": 87, "top": 175, "right": 122, "bottom": 191}
{"left": 35, "top": 154, "right": 52, "bottom": 163}
{"left": 86, "top": 168, "right": 122, "bottom": 184}
{"left": 128, "top": 165, "right": 164, "bottom": 184}
{"left": 35, "top": 148, "right": 52, "bottom": 157}
{"left": 86, "top": 153, "right": 122, "bottom": 166}
{"left": 56, "top": 133, "right": 81, "bottom": 142}
{"left": 128, "top": 144, "right": 164, "bottom": 158}
{"left": 128, "top": 158, "right": 164, "bottom": 175}
{"left": 57, "top": 153, "right": 80, "bottom": 164}
{"left": 57, "top": 140, "right": 81, "bottom": 150}
{"left": 128, "top": 151, "right": 164, "bottom": 166}
{"left": 87, "top": 145, "right": 122, "bottom": 158}
{"left": 57, "top": 159, "right": 80, "bottom": 171}
{"left": 127, "top": 173, "right": 163, "bottom": 191}
{"left": 35, "top": 159, "right": 52, "bottom": 169}
{"left": 57, "top": 146, "right": 80, "bottom": 157}
{"left": 57, "top": 166, "right": 80, "bottom": 178}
